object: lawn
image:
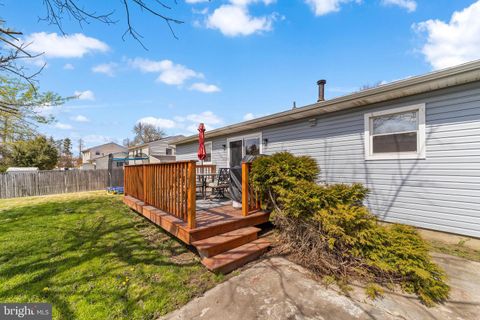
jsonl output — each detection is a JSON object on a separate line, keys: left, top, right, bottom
{"left": 0, "top": 191, "right": 224, "bottom": 320}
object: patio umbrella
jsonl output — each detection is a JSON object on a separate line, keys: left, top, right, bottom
{"left": 197, "top": 123, "right": 207, "bottom": 198}
{"left": 197, "top": 123, "right": 206, "bottom": 162}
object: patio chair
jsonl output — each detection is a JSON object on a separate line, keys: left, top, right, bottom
{"left": 208, "top": 168, "right": 230, "bottom": 199}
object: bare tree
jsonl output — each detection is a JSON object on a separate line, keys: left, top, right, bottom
{"left": 358, "top": 81, "right": 383, "bottom": 92}
{"left": 132, "top": 122, "right": 165, "bottom": 145}
{"left": 40, "top": 0, "right": 185, "bottom": 47}
{"left": 0, "top": 19, "right": 45, "bottom": 95}
{"left": 0, "top": 0, "right": 188, "bottom": 92}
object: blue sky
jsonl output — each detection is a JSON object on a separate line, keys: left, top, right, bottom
{"left": 3, "top": 0, "right": 480, "bottom": 151}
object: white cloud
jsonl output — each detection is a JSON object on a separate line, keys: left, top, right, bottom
{"left": 185, "top": 111, "right": 223, "bottom": 126}
{"left": 305, "top": 0, "right": 360, "bottom": 16}
{"left": 382, "top": 0, "right": 416, "bottom": 12}
{"left": 63, "top": 63, "right": 74, "bottom": 70}
{"left": 192, "top": 7, "right": 209, "bottom": 15}
{"left": 71, "top": 115, "right": 90, "bottom": 123}
{"left": 74, "top": 90, "right": 95, "bottom": 101}
{"left": 92, "top": 63, "right": 117, "bottom": 76}
{"left": 158, "top": 66, "right": 199, "bottom": 85}
{"left": 207, "top": 4, "right": 275, "bottom": 36}
{"left": 136, "top": 111, "right": 223, "bottom": 134}
{"left": 83, "top": 134, "right": 116, "bottom": 146}
{"left": 414, "top": 1, "right": 480, "bottom": 70}
{"left": 137, "top": 117, "right": 177, "bottom": 129}
{"left": 25, "top": 32, "right": 109, "bottom": 58}
{"left": 129, "top": 58, "right": 204, "bottom": 85}
{"left": 243, "top": 112, "right": 266, "bottom": 121}
{"left": 54, "top": 122, "right": 73, "bottom": 130}
{"left": 243, "top": 112, "right": 255, "bottom": 121}
{"left": 189, "top": 82, "right": 221, "bottom": 93}
{"left": 230, "top": 0, "right": 276, "bottom": 5}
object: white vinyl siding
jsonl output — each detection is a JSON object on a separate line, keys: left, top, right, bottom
{"left": 204, "top": 141, "right": 213, "bottom": 164}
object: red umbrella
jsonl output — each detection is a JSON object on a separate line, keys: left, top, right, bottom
{"left": 197, "top": 123, "right": 207, "bottom": 199}
{"left": 197, "top": 123, "right": 207, "bottom": 161}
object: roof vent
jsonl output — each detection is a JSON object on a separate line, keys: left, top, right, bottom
{"left": 317, "top": 79, "right": 326, "bottom": 102}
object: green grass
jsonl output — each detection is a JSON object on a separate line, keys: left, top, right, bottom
{"left": 0, "top": 191, "right": 224, "bottom": 320}
{"left": 428, "top": 239, "right": 480, "bottom": 262}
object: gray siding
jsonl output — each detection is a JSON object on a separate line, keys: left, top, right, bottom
{"left": 176, "top": 138, "right": 229, "bottom": 168}
{"left": 176, "top": 83, "right": 480, "bottom": 238}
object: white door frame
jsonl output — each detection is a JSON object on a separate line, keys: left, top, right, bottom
{"left": 226, "top": 132, "right": 262, "bottom": 168}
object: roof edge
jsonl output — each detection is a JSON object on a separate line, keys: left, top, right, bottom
{"left": 175, "top": 59, "right": 480, "bottom": 145}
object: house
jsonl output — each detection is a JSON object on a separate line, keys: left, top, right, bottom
{"left": 81, "top": 142, "right": 127, "bottom": 169}
{"left": 174, "top": 60, "right": 480, "bottom": 238}
{"left": 128, "top": 135, "right": 184, "bottom": 165}
{"left": 94, "top": 152, "right": 129, "bottom": 170}
{"left": 6, "top": 167, "right": 39, "bottom": 173}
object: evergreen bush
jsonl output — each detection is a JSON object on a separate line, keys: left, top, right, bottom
{"left": 250, "top": 152, "right": 449, "bottom": 305}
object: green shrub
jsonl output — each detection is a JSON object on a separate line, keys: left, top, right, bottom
{"left": 365, "top": 283, "right": 384, "bottom": 300}
{"left": 250, "top": 152, "right": 319, "bottom": 196}
{"left": 251, "top": 152, "right": 450, "bottom": 305}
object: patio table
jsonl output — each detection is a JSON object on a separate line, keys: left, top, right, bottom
{"left": 196, "top": 172, "right": 217, "bottom": 200}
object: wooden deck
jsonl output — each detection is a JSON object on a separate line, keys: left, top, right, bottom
{"left": 123, "top": 161, "right": 270, "bottom": 273}
{"left": 123, "top": 195, "right": 270, "bottom": 244}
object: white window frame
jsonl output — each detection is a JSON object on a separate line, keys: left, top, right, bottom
{"left": 203, "top": 141, "right": 213, "bottom": 164}
{"left": 364, "top": 104, "right": 426, "bottom": 160}
{"left": 226, "top": 132, "right": 263, "bottom": 168}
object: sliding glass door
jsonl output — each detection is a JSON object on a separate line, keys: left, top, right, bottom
{"left": 227, "top": 133, "right": 262, "bottom": 168}
{"left": 229, "top": 140, "right": 243, "bottom": 168}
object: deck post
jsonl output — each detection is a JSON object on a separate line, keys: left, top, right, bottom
{"left": 123, "top": 166, "right": 127, "bottom": 196}
{"left": 187, "top": 161, "right": 196, "bottom": 229}
{"left": 242, "top": 162, "right": 249, "bottom": 216}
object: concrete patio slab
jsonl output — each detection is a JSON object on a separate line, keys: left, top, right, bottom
{"left": 161, "top": 253, "right": 480, "bottom": 320}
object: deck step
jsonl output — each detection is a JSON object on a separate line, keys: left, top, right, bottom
{"left": 189, "top": 211, "right": 270, "bottom": 242}
{"left": 192, "top": 227, "right": 261, "bottom": 258}
{"left": 201, "top": 238, "right": 270, "bottom": 274}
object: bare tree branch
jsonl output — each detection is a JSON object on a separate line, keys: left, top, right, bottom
{"left": 0, "top": 1, "right": 187, "bottom": 86}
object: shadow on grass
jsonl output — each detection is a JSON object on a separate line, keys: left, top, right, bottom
{"left": 0, "top": 195, "right": 215, "bottom": 319}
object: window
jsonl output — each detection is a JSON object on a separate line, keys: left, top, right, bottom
{"left": 227, "top": 133, "right": 262, "bottom": 167}
{"left": 245, "top": 137, "right": 260, "bottom": 156}
{"left": 204, "top": 142, "right": 212, "bottom": 163}
{"left": 165, "top": 148, "right": 173, "bottom": 155}
{"left": 364, "top": 104, "right": 425, "bottom": 160}
{"left": 95, "top": 151, "right": 100, "bottom": 156}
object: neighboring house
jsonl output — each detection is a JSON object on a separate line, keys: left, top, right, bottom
{"left": 6, "top": 167, "right": 39, "bottom": 173}
{"left": 81, "top": 142, "right": 127, "bottom": 169}
{"left": 128, "top": 135, "right": 184, "bottom": 165}
{"left": 174, "top": 60, "right": 480, "bottom": 238}
{"left": 94, "top": 152, "right": 129, "bottom": 170}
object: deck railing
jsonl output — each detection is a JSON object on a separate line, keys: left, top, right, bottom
{"left": 196, "top": 164, "right": 216, "bottom": 175}
{"left": 125, "top": 160, "right": 260, "bottom": 226}
{"left": 124, "top": 165, "right": 144, "bottom": 200}
{"left": 242, "top": 162, "right": 261, "bottom": 216}
{"left": 124, "top": 161, "right": 197, "bottom": 228}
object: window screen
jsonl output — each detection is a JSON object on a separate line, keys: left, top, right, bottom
{"left": 371, "top": 111, "right": 418, "bottom": 154}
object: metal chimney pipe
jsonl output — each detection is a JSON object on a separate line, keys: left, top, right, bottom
{"left": 317, "top": 79, "right": 326, "bottom": 102}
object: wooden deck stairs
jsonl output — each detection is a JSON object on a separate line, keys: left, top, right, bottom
{"left": 123, "top": 195, "right": 270, "bottom": 273}
{"left": 193, "top": 227, "right": 270, "bottom": 273}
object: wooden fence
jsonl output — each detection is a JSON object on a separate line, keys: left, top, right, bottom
{"left": 0, "top": 168, "right": 124, "bottom": 199}
{"left": 124, "top": 161, "right": 197, "bottom": 228}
